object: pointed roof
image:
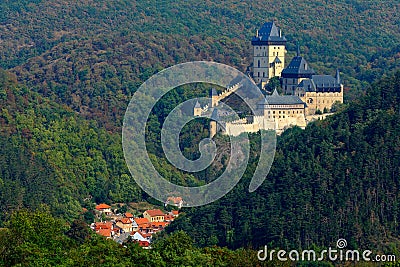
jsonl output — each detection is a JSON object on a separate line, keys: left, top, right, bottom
{"left": 252, "top": 21, "right": 286, "bottom": 44}
{"left": 273, "top": 56, "right": 282, "bottom": 64}
{"left": 194, "top": 101, "right": 201, "bottom": 108}
{"left": 131, "top": 231, "right": 147, "bottom": 242}
{"left": 125, "top": 212, "right": 134, "bottom": 218}
{"left": 335, "top": 69, "right": 341, "bottom": 84}
{"left": 210, "top": 88, "right": 218, "bottom": 96}
{"left": 211, "top": 108, "right": 219, "bottom": 121}
{"left": 281, "top": 56, "right": 315, "bottom": 77}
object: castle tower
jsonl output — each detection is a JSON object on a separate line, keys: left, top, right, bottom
{"left": 193, "top": 101, "right": 202, "bottom": 116}
{"left": 281, "top": 48, "right": 315, "bottom": 95}
{"left": 210, "top": 108, "right": 219, "bottom": 138}
{"left": 210, "top": 88, "right": 218, "bottom": 107}
{"left": 251, "top": 21, "right": 287, "bottom": 88}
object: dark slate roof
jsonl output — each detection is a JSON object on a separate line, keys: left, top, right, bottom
{"left": 210, "top": 88, "right": 218, "bottom": 96}
{"left": 211, "top": 108, "right": 219, "bottom": 121}
{"left": 252, "top": 21, "right": 286, "bottom": 43}
{"left": 297, "top": 75, "right": 342, "bottom": 92}
{"left": 273, "top": 56, "right": 282, "bottom": 64}
{"left": 297, "top": 79, "right": 316, "bottom": 91}
{"left": 194, "top": 101, "right": 201, "bottom": 108}
{"left": 311, "top": 75, "right": 341, "bottom": 88}
{"left": 281, "top": 56, "right": 315, "bottom": 77}
{"left": 258, "top": 89, "right": 306, "bottom": 106}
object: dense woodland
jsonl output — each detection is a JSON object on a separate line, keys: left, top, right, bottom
{"left": 0, "top": 0, "right": 400, "bottom": 266}
{"left": 0, "top": 208, "right": 293, "bottom": 267}
{"left": 167, "top": 72, "right": 400, "bottom": 253}
{"left": 0, "top": 0, "right": 399, "bottom": 130}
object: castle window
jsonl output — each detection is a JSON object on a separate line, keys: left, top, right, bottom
{"left": 258, "top": 60, "right": 260, "bottom": 68}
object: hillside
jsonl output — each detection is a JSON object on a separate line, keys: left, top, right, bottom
{"left": 1, "top": 0, "right": 399, "bottom": 130}
{"left": 167, "top": 71, "right": 400, "bottom": 252}
{"left": 0, "top": 69, "right": 140, "bottom": 223}
{"left": 0, "top": 1, "right": 400, "bottom": 264}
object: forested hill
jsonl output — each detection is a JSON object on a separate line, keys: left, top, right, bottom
{"left": 167, "top": 71, "right": 400, "bottom": 251}
{"left": 0, "top": 0, "right": 400, "bottom": 260}
{"left": 1, "top": 0, "right": 399, "bottom": 130}
{"left": 0, "top": 69, "right": 142, "bottom": 223}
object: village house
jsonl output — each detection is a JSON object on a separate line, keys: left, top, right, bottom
{"left": 134, "top": 217, "right": 152, "bottom": 233}
{"left": 115, "top": 218, "right": 134, "bottom": 233}
{"left": 166, "top": 196, "right": 183, "bottom": 208}
{"left": 92, "top": 221, "right": 119, "bottom": 239}
{"left": 95, "top": 203, "right": 112, "bottom": 216}
{"left": 143, "top": 209, "right": 165, "bottom": 222}
{"left": 124, "top": 212, "right": 134, "bottom": 220}
{"left": 91, "top": 205, "right": 179, "bottom": 247}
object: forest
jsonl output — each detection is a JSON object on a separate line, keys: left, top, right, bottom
{"left": 0, "top": 207, "right": 292, "bottom": 267}
{"left": 0, "top": 0, "right": 400, "bottom": 266}
{"left": 167, "top": 71, "right": 400, "bottom": 253}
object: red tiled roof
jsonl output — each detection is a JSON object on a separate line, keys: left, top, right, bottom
{"left": 118, "top": 218, "right": 132, "bottom": 224}
{"left": 97, "top": 228, "right": 111, "bottom": 237}
{"left": 95, "top": 221, "right": 113, "bottom": 230}
{"left": 145, "top": 209, "right": 165, "bottom": 217}
{"left": 125, "top": 212, "right": 134, "bottom": 218}
{"left": 172, "top": 210, "right": 179, "bottom": 215}
{"left": 138, "top": 240, "right": 150, "bottom": 247}
{"left": 167, "top": 196, "right": 183, "bottom": 204}
{"left": 96, "top": 203, "right": 111, "bottom": 210}
{"left": 134, "top": 218, "right": 150, "bottom": 225}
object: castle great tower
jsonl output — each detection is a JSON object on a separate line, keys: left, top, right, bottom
{"left": 251, "top": 21, "right": 286, "bottom": 88}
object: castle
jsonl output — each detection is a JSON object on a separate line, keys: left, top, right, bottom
{"left": 194, "top": 21, "right": 344, "bottom": 136}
